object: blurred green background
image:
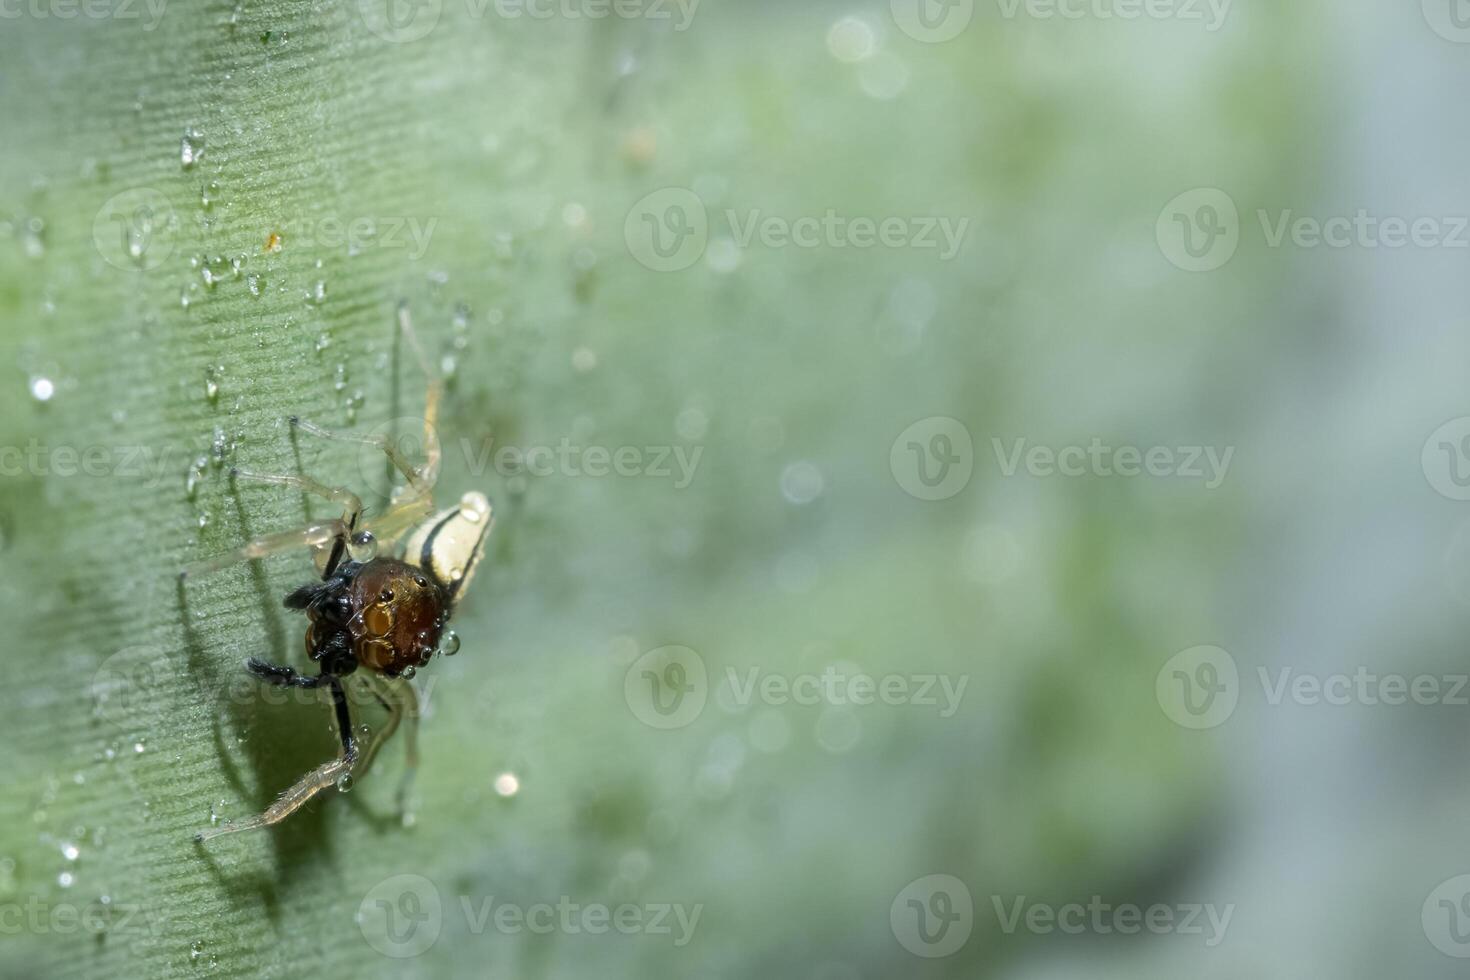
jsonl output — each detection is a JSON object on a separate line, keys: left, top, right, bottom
{"left": 4, "top": 0, "right": 1470, "bottom": 977}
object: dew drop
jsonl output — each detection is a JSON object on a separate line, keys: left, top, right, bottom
{"left": 246, "top": 273, "right": 264, "bottom": 297}
{"left": 190, "top": 940, "right": 205, "bottom": 961}
{"left": 29, "top": 376, "right": 54, "bottom": 403}
{"left": 180, "top": 128, "right": 203, "bottom": 169}
{"left": 22, "top": 217, "right": 45, "bottom": 258}
{"left": 307, "top": 280, "right": 326, "bottom": 305}
{"left": 60, "top": 842, "right": 80, "bottom": 862}
{"left": 203, "top": 366, "right": 220, "bottom": 403}
{"left": 57, "top": 871, "right": 74, "bottom": 888}
{"left": 493, "top": 772, "right": 519, "bottom": 797}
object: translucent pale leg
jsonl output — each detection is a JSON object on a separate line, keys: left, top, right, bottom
{"left": 180, "top": 520, "right": 347, "bottom": 580}
{"left": 196, "top": 677, "right": 358, "bottom": 842}
{"left": 291, "top": 302, "right": 444, "bottom": 548}
{"left": 231, "top": 469, "right": 363, "bottom": 529}
{"left": 194, "top": 749, "right": 358, "bottom": 842}
{"left": 356, "top": 672, "right": 421, "bottom": 815}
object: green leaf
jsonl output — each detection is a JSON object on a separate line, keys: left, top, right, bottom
{"left": 0, "top": 2, "right": 1286, "bottom": 976}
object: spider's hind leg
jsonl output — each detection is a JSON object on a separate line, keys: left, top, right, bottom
{"left": 195, "top": 676, "right": 359, "bottom": 843}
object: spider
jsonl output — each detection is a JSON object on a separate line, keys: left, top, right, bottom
{"left": 184, "top": 303, "right": 494, "bottom": 842}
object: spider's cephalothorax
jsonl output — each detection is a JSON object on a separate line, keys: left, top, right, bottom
{"left": 185, "top": 304, "right": 494, "bottom": 843}
{"left": 291, "top": 558, "right": 447, "bottom": 678}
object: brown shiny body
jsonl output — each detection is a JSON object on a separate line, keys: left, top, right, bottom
{"left": 299, "top": 558, "right": 448, "bottom": 678}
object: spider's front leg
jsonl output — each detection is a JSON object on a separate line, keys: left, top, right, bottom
{"left": 195, "top": 674, "right": 359, "bottom": 843}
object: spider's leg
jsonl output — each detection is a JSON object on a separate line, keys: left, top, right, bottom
{"left": 229, "top": 468, "right": 366, "bottom": 578}
{"left": 195, "top": 676, "right": 358, "bottom": 842}
{"left": 180, "top": 519, "right": 349, "bottom": 580}
{"left": 292, "top": 303, "right": 442, "bottom": 497}
{"left": 246, "top": 657, "right": 330, "bottom": 689}
{"left": 354, "top": 672, "right": 421, "bottom": 816}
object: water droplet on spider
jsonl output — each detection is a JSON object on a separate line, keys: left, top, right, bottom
{"left": 438, "top": 630, "right": 460, "bottom": 657}
{"left": 347, "top": 531, "right": 378, "bottom": 562}
{"left": 357, "top": 724, "right": 372, "bottom": 740}
{"left": 334, "top": 774, "right": 354, "bottom": 793}
{"left": 180, "top": 128, "right": 203, "bottom": 168}
{"left": 400, "top": 666, "right": 417, "bottom": 680}
{"left": 28, "top": 375, "right": 54, "bottom": 403}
